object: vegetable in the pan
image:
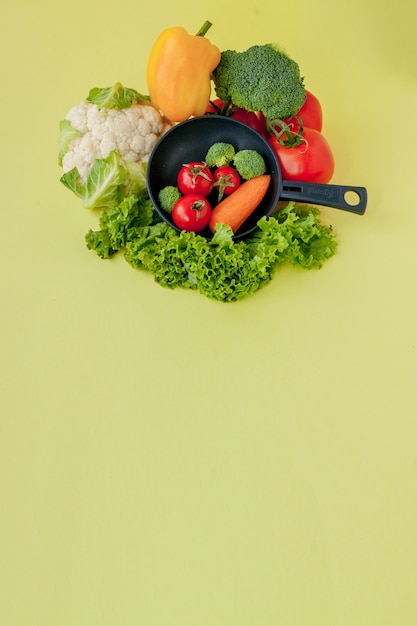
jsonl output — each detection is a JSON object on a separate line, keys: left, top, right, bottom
{"left": 232, "top": 149, "right": 266, "bottom": 180}
{"left": 209, "top": 175, "right": 271, "bottom": 234}
{"left": 158, "top": 186, "right": 181, "bottom": 213}
{"left": 177, "top": 162, "right": 214, "bottom": 196}
{"left": 172, "top": 194, "right": 212, "bottom": 232}
{"left": 204, "top": 142, "right": 236, "bottom": 168}
{"left": 212, "top": 165, "right": 241, "bottom": 201}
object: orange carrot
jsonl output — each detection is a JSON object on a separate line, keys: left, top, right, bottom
{"left": 209, "top": 174, "right": 271, "bottom": 234}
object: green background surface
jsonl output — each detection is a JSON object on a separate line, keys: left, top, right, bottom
{"left": 1, "top": 0, "right": 416, "bottom": 624}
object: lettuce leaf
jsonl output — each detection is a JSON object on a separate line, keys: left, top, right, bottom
{"left": 247, "top": 203, "right": 337, "bottom": 269}
{"left": 129, "top": 203, "right": 337, "bottom": 301}
{"left": 60, "top": 151, "right": 126, "bottom": 211}
{"left": 85, "top": 199, "right": 337, "bottom": 302}
{"left": 86, "top": 83, "right": 149, "bottom": 110}
{"left": 85, "top": 195, "right": 155, "bottom": 258}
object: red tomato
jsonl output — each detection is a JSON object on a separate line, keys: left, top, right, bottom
{"left": 206, "top": 98, "right": 225, "bottom": 113}
{"left": 283, "top": 90, "right": 323, "bottom": 133}
{"left": 212, "top": 165, "right": 241, "bottom": 201}
{"left": 229, "top": 108, "right": 264, "bottom": 134}
{"left": 206, "top": 100, "right": 264, "bottom": 135}
{"left": 256, "top": 112, "right": 269, "bottom": 138}
{"left": 177, "top": 162, "right": 214, "bottom": 197}
{"left": 268, "top": 127, "right": 334, "bottom": 184}
{"left": 172, "top": 194, "right": 212, "bottom": 232}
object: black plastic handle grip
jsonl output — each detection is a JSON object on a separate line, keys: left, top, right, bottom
{"left": 280, "top": 181, "right": 368, "bottom": 215}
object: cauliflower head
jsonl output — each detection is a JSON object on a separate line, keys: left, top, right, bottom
{"left": 61, "top": 100, "right": 171, "bottom": 181}
{"left": 59, "top": 83, "right": 172, "bottom": 210}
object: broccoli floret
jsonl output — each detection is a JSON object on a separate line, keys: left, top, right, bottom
{"left": 205, "top": 142, "right": 236, "bottom": 168}
{"left": 158, "top": 185, "right": 181, "bottom": 213}
{"left": 233, "top": 150, "right": 266, "bottom": 180}
{"left": 212, "top": 44, "right": 306, "bottom": 121}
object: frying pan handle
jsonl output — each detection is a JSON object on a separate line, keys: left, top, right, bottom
{"left": 280, "top": 182, "right": 368, "bottom": 214}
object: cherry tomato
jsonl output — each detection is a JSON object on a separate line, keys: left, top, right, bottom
{"left": 268, "top": 127, "right": 334, "bottom": 184}
{"left": 282, "top": 90, "right": 323, "bottom": 133}
{"left": 177, "top": 162, "right": 214, "bottom": 197}
{"left": 212, "top": 166, "right": 241, "bottom": 201}
{"left": 172, "top": 194, "right": 212, "bottom": 233}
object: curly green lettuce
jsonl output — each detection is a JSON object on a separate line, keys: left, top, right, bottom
{"left": 85, "top": 200, "right": 337, "bottom": 302}
{"left": 85, "top": 194, "right": 156, "bottom": 259}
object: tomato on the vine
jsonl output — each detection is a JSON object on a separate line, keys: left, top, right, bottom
{"left": 282, "top": 90, "right": 323, "bottom": 133}
{"left": 229, "top": 108, "right": 264, "bottom": 135}
{"left": 256, "top": 112, "right": 269, "bottom": 138}
{"left": 177, "top": 162, "right": 214, "bottom": 197}
{"left": 212, "top": 165, "right": 241, "bottom": 201}
{"left": 206, "top": 99, "right": 265, "bottom": 135}
{"left": 268, "top": 127, "right": 334, "bottom": 184}
{"left": 206, "top": 98, "right": 225, "bottom": 114}
{"left": 172, "top": 194, "right": 212, "bottom": 233}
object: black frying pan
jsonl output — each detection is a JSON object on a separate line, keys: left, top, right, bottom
{"left": 146, "top": 116, "right": 367, "bottom": 240}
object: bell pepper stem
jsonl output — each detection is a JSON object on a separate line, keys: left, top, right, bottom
{"left": 195, "top": 21, "right": 213, "bottom": 37}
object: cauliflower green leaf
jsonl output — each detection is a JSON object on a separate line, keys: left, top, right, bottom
{"left": 123, "top": 161, "right": 148, "bottom": 197}
{"left": 60, "top": 150, "right": 126, "bottom": 210}
{"left": 58, "top": 119, "right": 80, "bottom": 167}
{"left": 87, "top": 82, "right": 149, "bottom": 110}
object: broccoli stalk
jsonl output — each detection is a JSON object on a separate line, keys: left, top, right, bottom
{"left": 212, "top": 44, "right": 306, "bottom": 122}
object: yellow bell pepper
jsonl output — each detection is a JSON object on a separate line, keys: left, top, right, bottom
{"left": 146, "top": 22, "right": 221, "bottom": 123}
